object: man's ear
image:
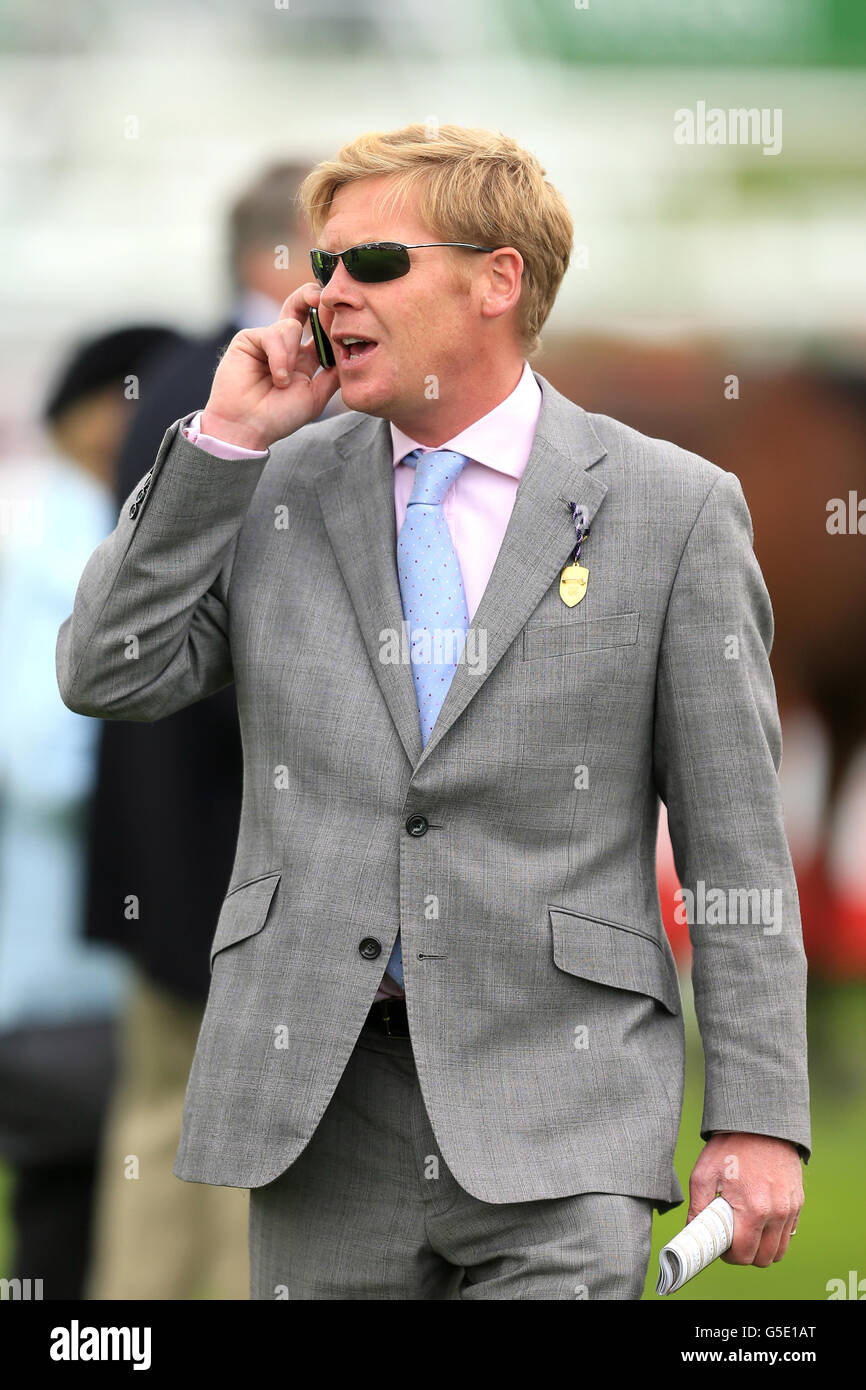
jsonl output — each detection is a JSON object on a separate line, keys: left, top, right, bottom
{"left": 479, "top": 247, "right": 523, "bottom": 323}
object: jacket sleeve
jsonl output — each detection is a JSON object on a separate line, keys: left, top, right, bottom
{"left": 56, "top": 418, "right": 269, "bottom": 723}
{"left": 652, "top": 467, "right": 811, "bottom": 1161}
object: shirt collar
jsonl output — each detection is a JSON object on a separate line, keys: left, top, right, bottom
{"left": 389, "top": 360, "right": 541, "bottom": 479}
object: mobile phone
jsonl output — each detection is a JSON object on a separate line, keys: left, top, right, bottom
{"left": 309, "top": 305, "right": 336, "bottom": 369}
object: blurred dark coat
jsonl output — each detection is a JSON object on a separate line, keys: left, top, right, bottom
{"left": 83, "top": 322, "right": 243, "bottom": 1003}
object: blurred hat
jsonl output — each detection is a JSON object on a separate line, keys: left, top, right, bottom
{"left": 42, "top": 325, "right": 185, "bottom": 426}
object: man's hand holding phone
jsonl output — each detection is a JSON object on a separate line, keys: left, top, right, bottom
{"left": 199, "top": 284, "right": 339, "bottom": 451}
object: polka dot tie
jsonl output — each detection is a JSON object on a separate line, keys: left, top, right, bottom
{"left": 385, "top": 447, "right": 472, "bottom": 987}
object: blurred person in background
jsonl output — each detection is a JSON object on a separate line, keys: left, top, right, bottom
{"left": 83, "top": 161, "right": 326, "bottom": 1301}
{"left": 0, "top": 324, "right": 182, "bottom": 1299}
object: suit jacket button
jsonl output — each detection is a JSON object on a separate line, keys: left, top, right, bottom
{"left": 129, "top": 502, "right": 139, "bottom": 518}
{"left": 405, "top": 815, "right": 428, "bottom": 836}
{"left": 358, "top": 937, "right": 381, "bottom": 960}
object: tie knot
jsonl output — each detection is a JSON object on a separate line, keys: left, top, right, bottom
{"left": 404, "top": 448, "right": 471, "bottom": 506}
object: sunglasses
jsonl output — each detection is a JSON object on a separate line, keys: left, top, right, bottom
{"left": 309, "top": 240, "right": 496, "bottom": 287}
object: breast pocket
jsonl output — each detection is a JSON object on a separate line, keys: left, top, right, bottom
{"left": 548, "top": 905, "right": 681, "bottom": 1015}
{"left": 209, "top": 870, "right": 282, "bottom": 972}
{"left": 522, "top": 611, "right": 640, "bottom": 662}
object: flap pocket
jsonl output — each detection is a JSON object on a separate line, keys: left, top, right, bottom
{"left": 523, "top": 611, "right": 639, "bottom": 661}
{"left": 209, "top": 870, "right": 281, "bottom": 971}
{"left": 548, "top": 906, "right": 681, "bottom": 1015}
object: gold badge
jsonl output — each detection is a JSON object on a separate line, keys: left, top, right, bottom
{"left": 559, "top": 562, "right": 588, "bottom": 607}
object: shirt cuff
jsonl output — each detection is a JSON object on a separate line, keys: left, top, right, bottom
{"left": 181, "top": 410, "right": 269, "bottom": 460}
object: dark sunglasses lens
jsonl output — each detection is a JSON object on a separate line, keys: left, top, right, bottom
{"left": 344, "top": 244, "right": 411, "bottom": 283}
{"left": 310, "top": 250, "right": 336, "bottom": 285}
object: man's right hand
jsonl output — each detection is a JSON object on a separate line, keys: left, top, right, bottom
{"left": 200, "top": 283, "right": 340, "bottom": 451}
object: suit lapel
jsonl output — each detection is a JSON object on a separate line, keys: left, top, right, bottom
{"left": 413, "top": 374, "right": 608, "bottom": 771}
{"left": 316, "top": 413, "right": 425, "bottom": 767}
{"left": 314, "top": 372, "right": 608, "bottom": 773}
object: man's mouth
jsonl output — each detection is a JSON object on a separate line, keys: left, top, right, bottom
{"left": 334, "top": 334, "right": 378, "bottom": 368}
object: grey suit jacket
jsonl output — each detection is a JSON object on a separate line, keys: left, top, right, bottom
{"left": 56, "top": 371, "right": 811, "bottom": 1209}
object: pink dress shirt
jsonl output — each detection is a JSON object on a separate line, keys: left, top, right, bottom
{"left": 182, "top": 359, "right": 543, "bottom": 1001}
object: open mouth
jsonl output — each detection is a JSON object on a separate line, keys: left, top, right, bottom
{"left": 338, "top": 336, "right": 378, "bottom": 367}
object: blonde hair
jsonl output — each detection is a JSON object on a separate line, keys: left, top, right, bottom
{"left": 298, "top": 125, "right": 573, "bottom": 355}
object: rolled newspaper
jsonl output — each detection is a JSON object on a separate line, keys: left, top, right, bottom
{"left": 656, "top": 1196, "right": 735, "bottom": 1295}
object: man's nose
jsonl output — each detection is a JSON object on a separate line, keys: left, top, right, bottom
{"left": 318, "top": 261, "right": 365, "bottom": 313}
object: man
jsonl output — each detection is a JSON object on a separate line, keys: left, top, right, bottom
{"left": 57, "top": 125, "right": 810, "bottom": 1300}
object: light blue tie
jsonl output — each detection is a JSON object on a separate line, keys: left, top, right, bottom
{"left": 385, "top": 448, "right": 472, "bottom": 988}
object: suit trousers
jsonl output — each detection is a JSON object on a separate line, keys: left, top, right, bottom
{"left": 249, "top": 1022, "right": 654, "bottom": 1300}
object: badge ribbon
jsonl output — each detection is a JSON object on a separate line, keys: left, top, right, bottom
{"left": 559, "top": 502, "right": 590, "bottom": 607}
